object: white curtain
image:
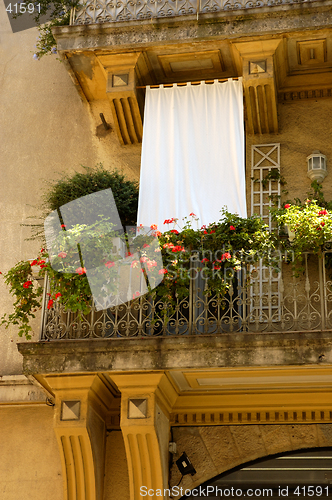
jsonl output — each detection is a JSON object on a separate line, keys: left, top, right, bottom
{"left": 137, "top": 78, "right": 246, "bottom": 232}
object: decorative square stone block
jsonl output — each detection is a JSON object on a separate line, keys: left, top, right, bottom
{"left": 113, "top": 74, "right": 129, "bottom": 87}
{"left": 249, "top": 60, "right": 267, "bottom": 74}
{"left": 61, "top": 400, "right": 81, "bottom": 421}
{"left": 128, "top": 398, "right": 147, "bottom": 419}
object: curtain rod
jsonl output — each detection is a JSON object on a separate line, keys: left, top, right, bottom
{"left": 136, "top": 77, "right": 240, "bottom": 89}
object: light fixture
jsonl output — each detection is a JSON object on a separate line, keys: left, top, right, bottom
{"left": 176, "top": 452, "right": 196, "bottom": 476}
{"left": 307, "top": 150, "right": 327, "bottom": 183}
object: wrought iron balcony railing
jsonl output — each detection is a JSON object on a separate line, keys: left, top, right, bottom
{"left": 70, "top": 0, "right": 322, "bottom": 26}
{"left": 40, "top": 250, "right": 332, "bottom": 340}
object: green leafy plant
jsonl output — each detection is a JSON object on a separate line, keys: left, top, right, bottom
{"left": 147, "top": 210, "right": 277, "bottom": 317}
{"left": 25, "top": 165, "right": 139, "bottom": 241}
{"left": 11, "top": 0, "right": 76, "bottom": 59}
{"left": 1, "top": 217, "right": 121, "bottom": 339}
{"left": 254, "top": 168, "right": 286, "bottom": 190}
{"left": 34, "top": 13, "right": 71, "bottom": 60}
{"left": 0, "top": 259, "right": 44, "bottom": 339}
{"left": 307, "top": 181, "right": 332, "bottom": 211}
{"left": 252, "top": 168, "right": 288, "bottom": 207}
{"left": 272, "top": 200, "right": 332, "bottom": 265}
{"left": 2, "top": 209, "right": 278, "bottom": 339}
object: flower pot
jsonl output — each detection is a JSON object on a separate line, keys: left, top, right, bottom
{"left": 112, "top": 237, "right": 126, "bottom": 258}
{"left": 28, "top": 259, "right": 45, "bottom": 284}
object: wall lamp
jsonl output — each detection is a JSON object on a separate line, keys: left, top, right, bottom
{"left": 176, "top": 452, "right": 197, "bottom": 476}
{"left": 307, "top": 150, "right": 327, "bottom": 183}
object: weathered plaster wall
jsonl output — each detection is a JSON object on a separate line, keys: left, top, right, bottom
{"left": 0, "top": 5, "right": 141, "bottom": 375}
{"left": 104, "top": 430, "right": 130, "bottom": 500}
{"left": 0, "top": 406, "right": 63, "bottom": 499}
{"left": 170, "top": 424, "right": 332, "bottom": 498}
{"left": 246, "top": 99, "right": 332, "bottom": 211}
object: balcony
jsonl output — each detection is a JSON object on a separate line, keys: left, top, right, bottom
{"left": 51, "top": 0, "right": 332, "bottom": 146}
{"left": 40, "top": 249, "right": 332, "bottom": 340}
{"left": 69, "top": 0, "right": 325, "bottom": 25}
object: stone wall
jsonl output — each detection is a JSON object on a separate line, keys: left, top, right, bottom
{"left": 0, "top": 406, "right": 63, "bottom": 499}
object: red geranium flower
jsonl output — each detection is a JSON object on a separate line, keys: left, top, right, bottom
{"left": 170, "top": 229, "right": 179, "bottom": 234}
{"left": 47, "top": 299, "right": 54, "bottom": 309}
{"left": 222, "top": 252, "right": 232, "bottom": 261}
{"left": 172, "top": 245, "right": 185, "bottom": 253}
{"left": 55, "top": 292, "right": 62, "bottom": 299}
{"left": 76, "top": 267, "right": 87, "bottom": 275}
{"left": 23, "top": 281, "right": 32, "bottom": 289}
{"left": 284, "top": 204, "right": 291, "bottom": 209}
{"left": 105, "top": 261, "right": 115, "bottom": 268}
{"left": 201, "top": 258, "right": 209, "bottom": 263}
{"left": 150, "top": 224, "right": 157, "bottom": 230}
{"left": 318, "top": 210, "right": 328, "bottom": 216}
{"left": 230, "top": 226, "right": 236, "bottom": 231}
{"left": 61, "top": 224, "right": 66, "bottom": 228}
{"left": 159, "top": 268, "right": 168, "bottom": 275}
{"left": 321, "top": 221, "right": 325, "bottom": 226}
{"left": 58, "top": 252, "right": 67, "bottom": 259}
{"left": 189, "top": 213, "right": 196, "bottom": 217}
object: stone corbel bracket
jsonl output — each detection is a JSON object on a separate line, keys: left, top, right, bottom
{"left": 40, "top": 374, "right": 117, "bottom": 500}
{"left": 110, "top": 373, "right": 178, "bottom": 500}
{"left": 234, "top": 40, "right": 281, "bottom": 135}
{"left": 100, "top": 53, "right": 145, "bottom": 145}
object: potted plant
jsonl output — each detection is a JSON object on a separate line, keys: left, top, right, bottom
{"left": 272, "top": 200, "right": 332, "bottom": 263}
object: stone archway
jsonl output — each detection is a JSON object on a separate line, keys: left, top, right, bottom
{"left": 180, "top": 447, "right": 332, "bottom": 499}
{"left": 170, "top": 424, "right": 332, "bottom": 498}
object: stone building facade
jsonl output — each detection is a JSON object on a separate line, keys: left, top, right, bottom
{"left": 1, "top": 0, "right": 332, "bottom": 498}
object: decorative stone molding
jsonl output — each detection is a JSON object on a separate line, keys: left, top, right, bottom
{"left": 0, "top": 374, "right": 50, "bottom": 405}
{"left": 171, "top": 409, "right": 332, "bottom": 425}
{"left": 279, "top": 88, "right": 332, "bottom": 101}
{"left": 70, "top": 0, "right": 325, "bottom": 25}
